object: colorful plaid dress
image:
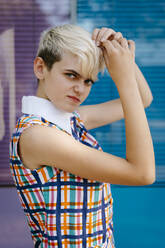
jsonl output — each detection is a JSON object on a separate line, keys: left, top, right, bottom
{"left": 10, "top": 112, "right": 114, "bottom": 248}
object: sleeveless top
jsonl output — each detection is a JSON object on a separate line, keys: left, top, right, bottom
{"left": 9, "top": 99, "right": 114, "bottom": 248}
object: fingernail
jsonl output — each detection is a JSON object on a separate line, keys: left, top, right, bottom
{"left": 96, "top": 41, "right": 100, "bottom": 46}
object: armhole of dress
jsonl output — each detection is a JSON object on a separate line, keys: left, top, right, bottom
{"left": 10, "top": 115, "right": 62, "bottom": 184}
{"left": 16, "top": 126, "right": 58, "bottom": 184}
{"left": 14, "top": 115, "right": 48, "bottom": 171}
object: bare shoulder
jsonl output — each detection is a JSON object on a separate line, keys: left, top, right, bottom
{"left": 18, "top": 124, "right": 72, "bottom": 169}
{"left": 18, "top": 124, "right": 103, "bottom": 180}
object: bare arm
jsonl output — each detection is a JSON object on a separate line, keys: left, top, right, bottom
{"left": 78, "top": 57, "right": 153, "bottom": 130}
{"left": 78, "top": 28, "right": 153, "bottom": 130}
{"left": 19, "top": 37, "right": 155, "bottom": 186}
{"left": 134, "top": 62, "right": 153, "bottom": 106}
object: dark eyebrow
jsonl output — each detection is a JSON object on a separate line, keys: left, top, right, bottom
{"left": 64, "top": 69, "right": 81, "bottom": 77}
{"left": 64, "top": 69, "right": 94, "bottom": 83}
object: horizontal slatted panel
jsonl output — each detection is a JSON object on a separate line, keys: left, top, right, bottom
{"left": 0, "top": 0, "right": 70, "bottom": 184}
{"left": 77, "top": 0, "right": 165, "bottom": 182}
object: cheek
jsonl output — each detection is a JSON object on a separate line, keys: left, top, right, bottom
{"left": 45, "top": 76, "right": 61, "bottom": 94}
{"left": 84, "top": 87, "right": 91, "bottom": 99}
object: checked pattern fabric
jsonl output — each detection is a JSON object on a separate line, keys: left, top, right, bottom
{"left": 10, "top": 112, "right": 115, "bottom": 247}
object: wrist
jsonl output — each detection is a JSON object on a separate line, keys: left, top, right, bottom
{"left": 115, "top": 77, "right": 137, "bottom": 91}
{"left": 116, "top": 79, "right": 141, "bottom": 102}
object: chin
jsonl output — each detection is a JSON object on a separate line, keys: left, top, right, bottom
{"left": 58, "top": 104, "right": 77, "bottom": 113}
{"left": 64, "top": 106, "right": 77, "bottom": 113}
{"left": 53, "top": 100, "right": 79, "bottom": 113}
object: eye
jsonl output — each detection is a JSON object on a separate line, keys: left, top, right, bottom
{"left": 65, "top": 73, "right": 76, "bottom": 79}
{"left": 84, "top": 79, "right": 95, "bottom": 86}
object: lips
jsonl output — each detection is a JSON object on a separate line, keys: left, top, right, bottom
{"left": 67, "top": 95, "right": 80, "bottom": 103}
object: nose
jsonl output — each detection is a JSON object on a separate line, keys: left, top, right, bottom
{"left": 73, "top": 81, "right": 85, "bottom": 95}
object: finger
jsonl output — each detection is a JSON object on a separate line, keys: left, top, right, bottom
{"left": 102, "top": 40, "right": 117, "bottom": 53}
{"left": 128, "top": 40, "right": 135, "bottom": 54}
{"left": 99, "top": 28, "right": 116, "bottom": 42}
{"left": 120, "top": 38, "right": 129, "bottom": 49}
{"left": 110, "top": 39, "right": 122, "bottom": 49}
{"left": 95, "top": 27, "right": 108, "bottom": 45}
{"left": 96, "top": 27, "right": 116, "bottom": 46}
{"left": 114, "top": 32, "right": 123, "bottom": 41}
{"left": 102, "top": 48, "right": 110, "bottom": 65}
{"left": 92, "top": 28, "right": 100, "bottom": 41}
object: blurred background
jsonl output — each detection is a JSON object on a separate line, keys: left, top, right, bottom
{"left": 0, "top": 0, "right": 164, "bottom": 247}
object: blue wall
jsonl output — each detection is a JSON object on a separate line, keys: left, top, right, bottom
{"left": 77, "top": 0, "right": 165, "bottom": 247}
{"left": 77, "top": 0, "right": 165, "bottom": 171}
{"left": 112, "top": 185, "right": 164, "bottom": 248}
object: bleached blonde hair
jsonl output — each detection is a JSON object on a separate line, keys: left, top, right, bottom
{"left": 37, "top": 24, "right": 105, "bottom": 81}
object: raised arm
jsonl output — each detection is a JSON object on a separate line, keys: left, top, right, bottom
{"left": 19, "top": 37, "right": 155, "bottom": 186}
{"left": 78, "top": 29, "right": 153, "bottom": 130}
{"left": 78, "top": 62, "right": 153, "bottom": 130}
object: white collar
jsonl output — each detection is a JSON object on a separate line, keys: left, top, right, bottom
{"left": 21, "top": 96, "right": 73, "bottom": 134}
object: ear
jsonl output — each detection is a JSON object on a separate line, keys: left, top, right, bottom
{"left": 33, "top": 57, "right": 46, "bottom": 80}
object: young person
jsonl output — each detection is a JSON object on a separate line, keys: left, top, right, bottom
{"left": 10, "top": 24, "right": 155, "bottom": 248}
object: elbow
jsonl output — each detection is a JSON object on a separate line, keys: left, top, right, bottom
{"left": 138, "top": 171, "right": 156, "bottom": 186}
{"left": 142, "top": 174, "right": 155, "bottom": 185}
{"left": 144, "top": 94, "right": 153, "bottom": 108}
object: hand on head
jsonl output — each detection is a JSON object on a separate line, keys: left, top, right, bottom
{"left": 92, "top": 27, "right": 136, "bottom": 86}
{"left": 92, "top": 27, "right": 123, "bottom": 46}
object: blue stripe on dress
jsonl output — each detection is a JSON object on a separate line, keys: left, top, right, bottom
{"left": 82, "top": 179, "right": 87, "bottom": 248}
{"left": 56, "top": 173, "right": 62, "bottom": 247}
{"left": 101, "top": 185, "right": 107, "bottom": 242}
{"left": 31, "top": 170, "right": 42, "bottom": 185}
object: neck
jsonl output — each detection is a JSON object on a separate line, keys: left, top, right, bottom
{"left": 36, "top": 81, "right": 48, "bottom": 100}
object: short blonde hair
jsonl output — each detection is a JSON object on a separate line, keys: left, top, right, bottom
{"left": 37, "top": 24, "right": 105, "bottom": 81}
